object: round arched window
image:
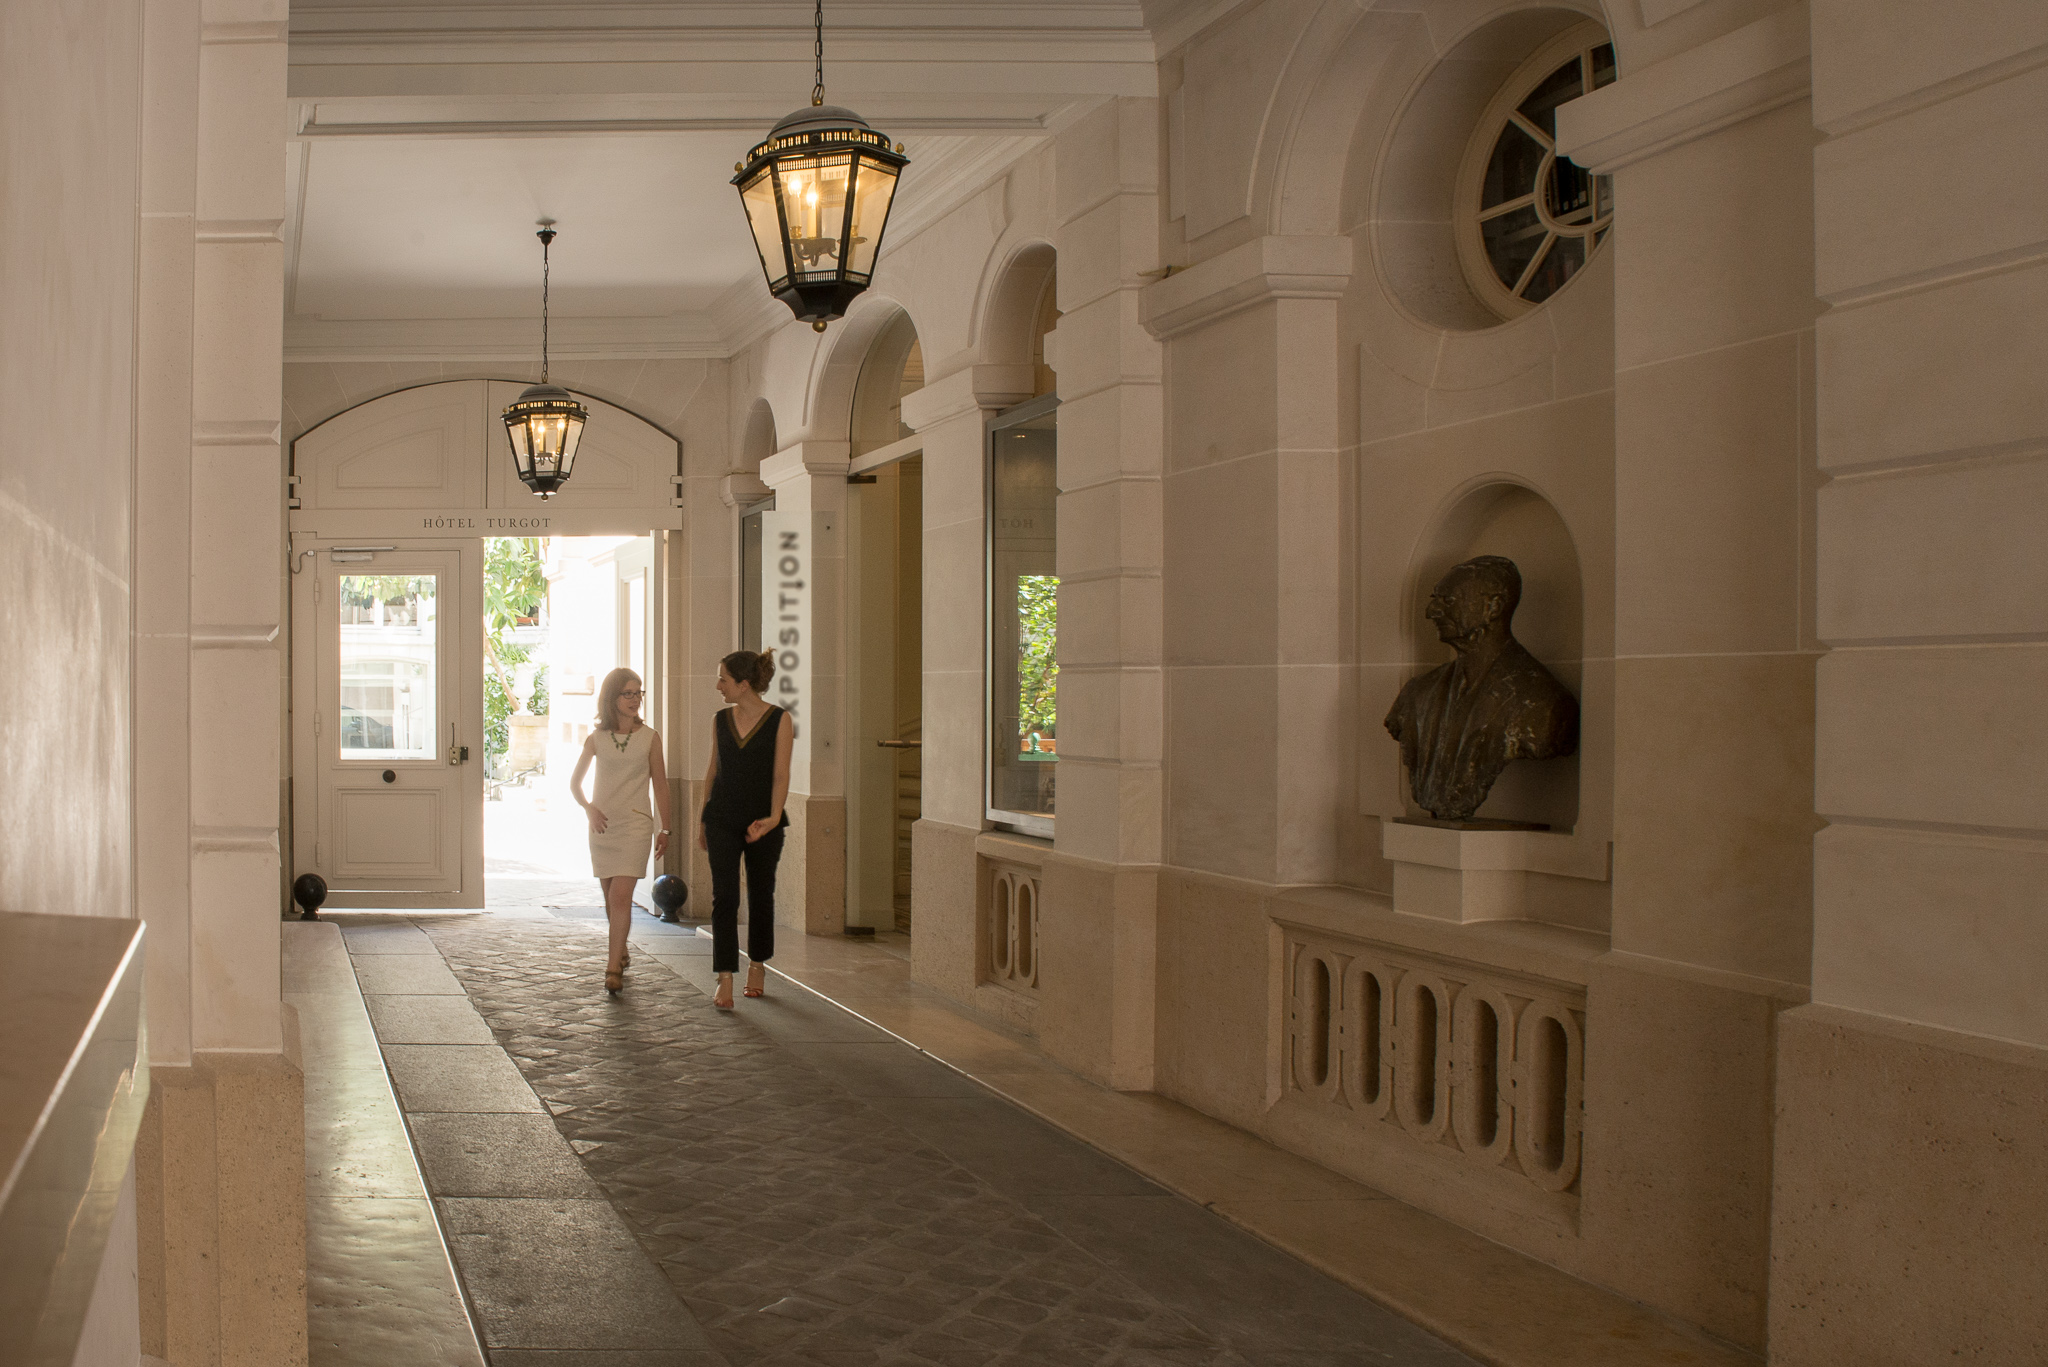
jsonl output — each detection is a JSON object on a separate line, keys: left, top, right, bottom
{"left": 1454, "top": 25, "right": 1616, "bottom": 318}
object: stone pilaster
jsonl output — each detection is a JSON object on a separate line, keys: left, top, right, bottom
{"left": 132, "top": 0, "right": 305, "bottom": 1357}
{"left": 757, "top": 439, "right": 853, "bottom": 934}
{"left": 902, "top": 364, "right": 1034, "bottom": 998}
{"left": 1140, "top": 234, "right": 1354, "bottom": 888}
{"left": 1038, "top": 98, "right": 1167, "bottom": 1088}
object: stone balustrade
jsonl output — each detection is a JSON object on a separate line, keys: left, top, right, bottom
{"left": 1280, "top": 924, "right": 1585, "bottom": 1205}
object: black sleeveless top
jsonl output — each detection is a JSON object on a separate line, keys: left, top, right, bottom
{"left": 701, "top": 705, "right": 789, "bottom": 831}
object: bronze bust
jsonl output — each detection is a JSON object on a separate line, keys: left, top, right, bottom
{"left": 1384, "top": 556, "right": 1578, "bottom": 822}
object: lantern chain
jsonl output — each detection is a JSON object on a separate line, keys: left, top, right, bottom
{"left": 813, "top": 0, "right": 825, "bottom": 106}
{"left": 537, "top": 226, "right": 556, "bottom": 383}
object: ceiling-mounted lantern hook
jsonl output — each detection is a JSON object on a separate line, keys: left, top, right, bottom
{"left": 731, "top": 0, "right": 910, "bottom": 333}
{"left": 502, "top": 221, "right": 589, "bottom": 499}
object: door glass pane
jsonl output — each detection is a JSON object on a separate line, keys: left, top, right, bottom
{"left": 989, "top": 404, "right": 1058, "bottom": 821}
{"left": 627, "top": 573, "right": 646, "bottom": 683}
{"left": 339, "top": 573, "right": 438, "bottom": 759}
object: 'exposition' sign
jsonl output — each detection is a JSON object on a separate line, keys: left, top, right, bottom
{"left": 758, "top": 511, "right": 806, "bottom": 737}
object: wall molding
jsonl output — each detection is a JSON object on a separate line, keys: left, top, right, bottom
{"left": 283, "top": 313, "right": 729, "bottom": 362}
{"left": 1138, "top": 235, "right": 1353, "bottom": 341}
{"left": 1556, "top": 3, "right": 1810, "bottom": 174}
{"left": 192, "top": 625, "right": 282, "bottom": 649}
{"left": 190, "top": 827, "right": 281, "bottom": 854}
{"left": 760, "top": 440, "right": 852, "bottom": 485}
{"left": 900, "top": 364, "right": 1038, "bottom": 431}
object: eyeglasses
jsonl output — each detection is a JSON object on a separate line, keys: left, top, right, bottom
{"left": 618, "top": 690, "right": 644, "bottom": 698}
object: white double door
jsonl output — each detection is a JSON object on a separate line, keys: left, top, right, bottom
{"left": 292, "top": 541, "right": 484, "bottom": 908}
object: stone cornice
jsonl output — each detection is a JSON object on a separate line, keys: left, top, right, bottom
{"left": 760, "top": 440, "right": 852, "bottom": 487}
{"left": 719, "top": 471, "right": 773, "bottom": 508}
{"left": 1555, "top": 3, "right": 1811, "bottom": 175}
{"left": 282, "top": 313, "right": 730, "bottom": 362}
{"left": 1137, "top": 235, "right": 1353, "bottom": 341}
{"left": 900, "top": 363, "right": 1038, "bottom": 432}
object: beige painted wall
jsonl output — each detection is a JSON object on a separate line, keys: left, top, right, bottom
{"left": 0, "top": 0, "right": 141, "bottom": 929}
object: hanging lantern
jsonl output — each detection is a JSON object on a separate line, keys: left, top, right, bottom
{"left": 503, "top": 226, "right": 587, "bottom": 498}
{"left": 732, "top": 1, "right": 909, "bottom": 332}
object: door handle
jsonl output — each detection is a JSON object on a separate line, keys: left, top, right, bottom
{"left": 447, "top": 724, "right": 469, "bottom": 766}
{"left": 876, "top": 741, "right": 921, "bottom": 749}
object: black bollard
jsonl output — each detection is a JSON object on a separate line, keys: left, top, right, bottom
{"left": 650, "top": 874, "right": 689, "bottom": 923}
{"left": 292, "top": 872, "right": 329, "bottom": 922}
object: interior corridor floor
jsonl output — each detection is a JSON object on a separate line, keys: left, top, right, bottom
{"left": 290, "top": 907, "right": 1484, "bottom": 1367}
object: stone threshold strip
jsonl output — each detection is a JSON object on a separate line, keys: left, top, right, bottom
{"left": 750, "top": 933, "right": 1763, "bottom": 1367}
{"left": 286, "top": 920, "right": 489, "bottom": 1367}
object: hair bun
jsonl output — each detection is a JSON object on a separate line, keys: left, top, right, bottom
{"left": 721, "top": 648, "right": 775, "bottom": 694}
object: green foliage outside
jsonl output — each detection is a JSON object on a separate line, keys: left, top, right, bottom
{"left": 340, "top": 575, "right": 436, "bottom": 612}
{"left": 1016, "top": 574, "right": 1058, "bottom": 754}
{"left": 483, "top": 539, "right": 547, "bottom": 775}
{"left": 485, "top": 662, "right": 549, "bottom": 772}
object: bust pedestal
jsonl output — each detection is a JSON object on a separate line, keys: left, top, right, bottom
{"left": 1383, "top": 817, "right": 1555, "bottom": 923}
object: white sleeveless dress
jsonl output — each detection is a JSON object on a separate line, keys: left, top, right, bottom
{"left": 587, "top": 726, "right": 658, "bottom": 877}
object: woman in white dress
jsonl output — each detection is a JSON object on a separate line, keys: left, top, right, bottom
{"left": 569, "top": 667, "right": 671, "bottom": 994}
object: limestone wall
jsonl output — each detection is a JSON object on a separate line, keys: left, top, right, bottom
{"left": 677, "top": 0, "right": 2048, "bottom": 1356}
{"left": 1770, "top": 3, "right": 2048, "bottom": 1360}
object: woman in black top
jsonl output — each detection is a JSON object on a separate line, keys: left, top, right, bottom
{"left": 695, "top": 649, "right": 794, "bottom": 1009}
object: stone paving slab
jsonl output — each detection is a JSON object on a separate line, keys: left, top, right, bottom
{"left": 411, "top": 918, "right": 1479, "bottom": 1367}
{"left": 385, "top": 1044, "right": 548, "bottom": 1114}
{"left": 439, "top": 1197, "right": 714, "bottom": 1352}
{"left": 308, "top": 1194, "right": 486, "bottom": 1367}
{"left": 353, "top": 954, "right": 469, "bottom": 996}
{"left": 344, "top": 924, "right": 442, "bottom": 954}
{"left": 409, "top": 1113, "right": 606, "bottom": 1199}
{"left": 368, "top": 994, "right": 499, "bottom": 1045}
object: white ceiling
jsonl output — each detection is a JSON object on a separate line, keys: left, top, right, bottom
{"left": 292, "top": 135, "right": 761, "bottom": 320}
{"left": 282, "top": 0, "right": 1204, "bottom": 360}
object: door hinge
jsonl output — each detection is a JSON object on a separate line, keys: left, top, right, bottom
{"left": 671, "top": 474, "right": 686, "bottom": 508}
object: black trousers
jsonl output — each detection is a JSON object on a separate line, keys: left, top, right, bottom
{"left": 705, "top": 822, "right": 784, "bottom": 973}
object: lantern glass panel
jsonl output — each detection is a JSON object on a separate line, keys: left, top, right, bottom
{"left": 557, "top": 415, "right": 584, "bottom": 476}
{"left": 845, "top": 155, "right": 899, "bottom": 281}
{"left": 740, "top": 169, "right": 790, "bottom": 289}
{"left": 775, "top": 152, "right": 856, "bottom": 282}
{"left": 507, "top": 420, "right": 535, "bottom": 473}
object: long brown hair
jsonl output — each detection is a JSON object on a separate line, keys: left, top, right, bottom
{"left": 595, "top": 667, "right": 642, "bottom": 732}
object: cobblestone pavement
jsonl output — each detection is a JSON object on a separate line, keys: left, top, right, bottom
{"left": 417, "top": 918, "right": 1479, "bottom": 1367}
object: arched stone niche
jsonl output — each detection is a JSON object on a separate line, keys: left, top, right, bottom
{"left": 1370, "top": 4, "right": 1606, "bottom": 333}
{"left": 849, "top": 309, "right": 923, "bottom": 457}
{"left": 1403, "top": 481, "right": 1582, "bottom": 830}
{"left": 740, "top": 398, "right": 777, "bottom": 473}
{"left": 979, "top": 241, "right": 1058, "bottom": 397}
